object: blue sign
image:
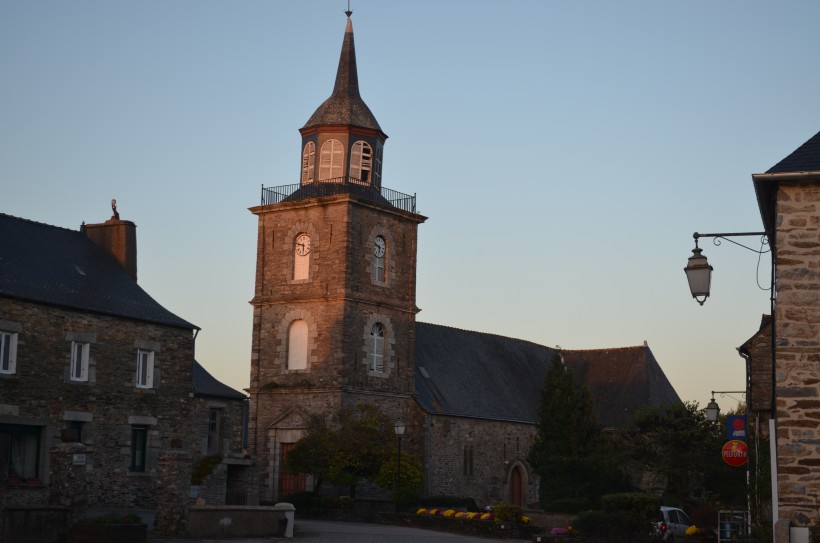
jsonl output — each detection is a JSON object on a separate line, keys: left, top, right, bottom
{"left": 726, "top": 415, "right": 747, "bottom": 440}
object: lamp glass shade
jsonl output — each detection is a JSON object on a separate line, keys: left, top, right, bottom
{"left": 394, "top": 420, "right": 406, "bottom": 436}
{"left": 684, "top": 247, "right": 713, "bottom": 304}
{"left": 706, "top": 399, "right": 720, "bottom": 422}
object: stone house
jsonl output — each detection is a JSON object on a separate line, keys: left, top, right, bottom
{"left": 246, "top": 13, "right": 682, "bottom": 508}
{"left": 191, "top": 360, "right": 251, "bottom": 506}
{"left": 750, "top": 129, "right": 820, "bottom": 541}
{"left": 0, "top": 210, "right": 230, "bottom": 539}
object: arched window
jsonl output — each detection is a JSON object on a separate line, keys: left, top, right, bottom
{"left": 350, "top": 141, "right": 372, "bottom": 184}
{"left": 318, "top": 139, "right": 344, "bottom": 181}
{"left": 373, "top": 235, "right": 386, "bottom": 283}
{"left": 374, "top": 142, "right": 383, "bottom": 188}
{"left": 301, "top": 142, "right": 315, "bottom": 184}
{"left": 293, "top": 233, "right": 310, "bottom": 280}
{"left": 287, "top": 319, "right": 308, "bottom": 370}
{"left": 369, "top": 323, "right": 384, "bottom": 373}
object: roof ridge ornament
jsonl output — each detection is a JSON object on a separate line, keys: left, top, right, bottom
{"left": 345, "top": 0, "right": 352, "bottom": 18}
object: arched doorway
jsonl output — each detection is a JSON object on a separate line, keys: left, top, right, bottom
{"left": 508, "top": 465, "right": 524, "bottom": 507}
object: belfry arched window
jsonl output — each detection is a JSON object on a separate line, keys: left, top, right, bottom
{"left": 301, "top": 142, "right": 315, "bottom": 184}
{"left": 318, "top": 139, "right": 344, "bottom": 181}
{"left": 350, "top": 141, "right": 372, "bottom": 184}
{"left": 287, "top": 319, "right": 308, "bottom": 371}
{"left": 369, "top": 323, "right": 384, "bottom": 373}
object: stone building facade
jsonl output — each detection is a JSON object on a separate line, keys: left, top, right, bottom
{"left": 752, "top": 131, "right": 820, "bottom": 540}
{"left": 0, "top": 211, "right": 197, "bottom": 539}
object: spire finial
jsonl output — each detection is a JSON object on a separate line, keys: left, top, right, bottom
{"left": 345, "top": 0, "right": 352, "bottom": 18}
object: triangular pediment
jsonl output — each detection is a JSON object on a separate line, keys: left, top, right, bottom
{"left": 267, "top": 406, "right": 311, "bottom": 430}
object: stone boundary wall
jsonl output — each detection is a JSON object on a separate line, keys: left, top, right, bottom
{"left": 187, "top": 504, "right": 294, "bottom": 539}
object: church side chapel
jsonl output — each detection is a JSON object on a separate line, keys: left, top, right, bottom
{"left": 246, "top": 12, "right": 681, "bottom": 508}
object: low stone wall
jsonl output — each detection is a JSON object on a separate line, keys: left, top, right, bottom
{"left": 1, "top": 505, "right": 71, "bottom": 543}
{"left": 187, "top": 503, "right": 294, "bottom": 539}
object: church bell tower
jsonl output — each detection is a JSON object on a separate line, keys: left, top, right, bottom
{"left": 247, "top": 12, "right": 426, "bottom": 501}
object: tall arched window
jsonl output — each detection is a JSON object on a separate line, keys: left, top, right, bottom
{"left": 293, "top": 233, "right": 310, "bottom": 280}
{"left": 350, "top": 141, "right": 372, "bottom": 184}
{"left": 369, "top": 323, "right": 384, "bottom": 373}
{"left": 301, "top": 142, "right": 315, "bottom": 184}
{"left": 287, "top": 319, "right": 308, "bottom": 371}
{"left": 374, "top": 142, "right": 383, "bottom": 188}
{"left": 318, "top": 139, "right": 344, "bottom": 181}
{"left": 373, "top": 235, "right": 386, "bottom": 283}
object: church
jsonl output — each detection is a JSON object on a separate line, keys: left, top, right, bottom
{"left": 246, "top": 13, "right": 681, "bottom": 509}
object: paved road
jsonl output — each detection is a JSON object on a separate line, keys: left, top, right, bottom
{"left": 151, "top": 518, "right": 509, "bottom": 542}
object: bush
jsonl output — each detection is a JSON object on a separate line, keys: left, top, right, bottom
{"left": 544, "top": 497, "right": 591, "bottom": 514}
{"left": 573, "top": 509, "right": 612, "bottom": 537}
{"left": 491, "top": 501, "right": 523, "bottom": 522}
{"left": 574, "top": 493, "right": 659, "bottom": 543}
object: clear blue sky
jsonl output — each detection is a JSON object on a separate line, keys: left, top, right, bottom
{"left": 3, "top": 1, "right": 819, "bottom": 409}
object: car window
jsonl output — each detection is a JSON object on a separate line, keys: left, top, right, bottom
{"left": 667, "top": 510, "right": 679, "bottom": 524}
{"left": 678, "top": 510, "right": 691, "bottom": 525}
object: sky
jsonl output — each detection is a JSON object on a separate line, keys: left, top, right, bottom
{"left": 2, "top": 1, "right": 819, "bottom": 410}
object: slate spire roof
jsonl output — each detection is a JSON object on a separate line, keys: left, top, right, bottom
{"left": 302, "top": 14, "right": 382, "bottom": 133}
{"left": 0, "top": 213, "right": 196, "bottom": 330}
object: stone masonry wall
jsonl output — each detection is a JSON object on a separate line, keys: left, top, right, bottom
{"left": 0, "top": 298, "right": 195, "bottom": 514}
{"left": 247, "top": 195, "right": 423, "bottom": 503}
{"left": 773, "top": 183, "right": 820, "bottom": 527}
{"left": 423, "top": 413, "right": 537, "bottom": 509}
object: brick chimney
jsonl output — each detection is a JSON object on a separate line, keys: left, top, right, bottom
{"left": 83, "top": 199, "right": 138, "bottom": 280}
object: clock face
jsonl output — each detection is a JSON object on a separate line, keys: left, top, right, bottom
{"left": 374, "top": 236, "right": 386, "bottom": 257}
{"left": 295, "top": 234, "right": 311, "bottom": 256}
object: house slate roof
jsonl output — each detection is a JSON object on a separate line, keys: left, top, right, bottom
{"left": 414, "top": 322, "right": 681, "bottom": 429}
{"left": 302, "top": 15, "right": 383, "bottom": 133}
{"left": 754, "top": 129, "right": 820, "bottom": 237}
{"left": 193, "top": 360, "right": 246, "bottom": 399}
{"left": 766, "top": 130, "right": 820, "bottom": 173}
{"left": 0, "top": 213, "right": 196, "bottom": 330}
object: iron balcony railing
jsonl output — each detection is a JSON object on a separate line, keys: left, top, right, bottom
{"left": 260, "top": 177, "right": 417, "bottom": 214}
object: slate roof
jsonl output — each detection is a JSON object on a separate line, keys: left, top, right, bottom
{"left": 193, "top": 360, "right": 246, "bottom": 399}
{"left": 414, "top": 322, "right": 681, "bottom": 429}
{"left": 302, "top": 16, "right": 383, "bottom": 133}
{"left": 754, "top": 129, "right": 820, "bottom": 235}
{"left": 0, "top": 213, "right": 196, "bottom": 330}
{"left": 766, "top": 130, "right": 820, "bottom": 173}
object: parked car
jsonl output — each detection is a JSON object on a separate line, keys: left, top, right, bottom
{"left": 656, "top": 506, "right": 692, "bottom": 542}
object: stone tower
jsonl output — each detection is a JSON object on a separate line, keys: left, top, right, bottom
{"left": 247, "top": 13, "right": 425, "bottom": 502}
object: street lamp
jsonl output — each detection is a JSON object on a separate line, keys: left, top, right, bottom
{"left": 706, "top": 390, "right": 747, "bottom": 422}
{"left": 394, "top": 419, "right": 406, "bottom": 512}
{"left": 683, "top": 232, "right": 767, "bottom": 305}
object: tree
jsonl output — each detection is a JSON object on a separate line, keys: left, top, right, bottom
{"left": 528, "top": 353, "right": 627, "bottom": 508}
{"left": 616, "top": 401, "right": 744, "bottom": 503}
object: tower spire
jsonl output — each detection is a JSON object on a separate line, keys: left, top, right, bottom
{"left": 302, "top": 12, "right": 382, "bottom": 133}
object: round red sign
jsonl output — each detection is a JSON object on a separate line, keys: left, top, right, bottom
{"left": 721, "top": 440, "right": 748, "bottom": 467}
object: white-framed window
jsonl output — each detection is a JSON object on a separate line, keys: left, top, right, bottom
{"left": 287, "top": 319, "right": 308, "bottom": 371}
{"left": 318, "top": 139, "right": 344, "bottom": 181}
{"left": 0, "top": 331, "right": 18, "bottom": 374}
{"left": 301, "top": 141, "right": 316, "bottom": 184}
{"left": 136, "top": 350, "right": 154, "bottom": 389}
{"left": 70, "top": 341, "right": 89, "bottom": 382}
{"left": 350, "top": 140, "right": 372, "bottom": 183}
{"left": 374, "top": 142, "right": 383, "bottom": 188}
{"left": 293, "top": 233, "right": 311, "bottom": 280}
{"left": 369, "top": 323, "right": 385, "bottom": 373}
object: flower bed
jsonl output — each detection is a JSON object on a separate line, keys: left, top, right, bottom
{"left": 411, "top": 508, "right": 539, "bottom": 539}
